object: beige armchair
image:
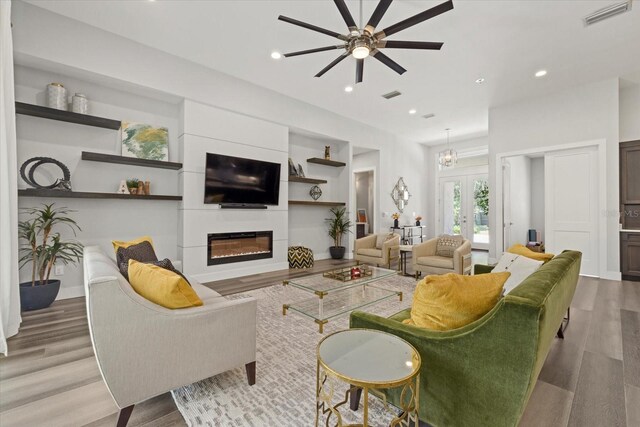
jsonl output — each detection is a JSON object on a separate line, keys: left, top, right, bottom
{"left": 412, "top": 237, "right": 472, "bottom": 277}
{"left": 354, "top": 233, "right": 400, "bottom": 269}
{"left": 83, "top": 246, "right": 257, "bottom": 426}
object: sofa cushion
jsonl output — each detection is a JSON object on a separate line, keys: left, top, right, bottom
{"left": 128, "top": 260, "right": 202, "bottom": 309}
{"left": 435, "top": 234, "right": 464, "bottom": 257}
{"left": 416, "top": 255, "right": 454, "bottom": 269}
{"left": 112, "top": 235, "right": 154, "bottom": 254}
{"left": 358, "top": 248, "right": 383, "bottom": 258}
{"left": 507, "top": 244, "right": 554, "bottom": 262}
{"left": 116, "top": 241, "right": 158, "bottom": 276}
{"left": 403, "top": 272, "right": 509, "bottom": 331}
{"left": 493, "top": 253, "right": 543, "bottom": 294}
{"left": 375, "top": 233, "right": 396, "bottom": 249}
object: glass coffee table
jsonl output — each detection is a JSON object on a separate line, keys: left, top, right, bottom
{"left": 282, "top": 266, "right": 402, "bottom": 333}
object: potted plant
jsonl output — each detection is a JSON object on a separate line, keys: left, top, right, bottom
{"left": 18, "top": 203, "right": 83, "bottom": 311}
{"left": 126, "top": 178, "right": 140, "bottom": 195}
{"left": 326, "top": 206, "right": 352, "bottom": 259}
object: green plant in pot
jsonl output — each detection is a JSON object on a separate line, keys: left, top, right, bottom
{"left": 326, "top": 206, "right": 352, "bottom": 259}
{"left": 18, "top": 203, "right": 83, "bottom": 311}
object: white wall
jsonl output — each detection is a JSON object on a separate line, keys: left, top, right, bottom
{"left": 620, "top": 84, "right": 640, "bottom": 142}
{"left": 179, "top": 101, "right": 289, "bottom": 282}
{"left": 352, "top": 150, "right": 380, "bottom": 235}
{"left": 503, "top": 156, "right": 531, "bottom": 247}
{"left": 288, "top": 132, "right": 348, "bottom": 259}
{"left": 355, "top": 171, "right": 374, "bottom": 233}
{"left": 530, "top": 157, "right": 545, "bottom": 242}
{"left": 489, "top": 78, "right": 619, "bottom": 276}
{"left": 15, "top": 66, "right": 180, "bottom": 299}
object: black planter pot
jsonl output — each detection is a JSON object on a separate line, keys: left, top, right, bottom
{"left": 416, "top": 221, "right": 421, "bottom": 226}
{"left": 19, "top": 280, "right": 61, "bottom": 311}
{"left": 329, "top": 246, "right": 346, "bottom": 260}
{"left": 393, "top": 219, "right": 399, "bottom": 228}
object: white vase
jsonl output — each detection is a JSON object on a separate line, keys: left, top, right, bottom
{"left": 46, "top": 83, "right": 67, "bottom": 110}
{"left": 71, "top": 93, "right": 88, "bottom": 114}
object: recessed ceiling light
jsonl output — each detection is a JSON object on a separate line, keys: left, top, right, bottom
{"left": 409, "top": 109, "right": 417, "bottom": 115}
{"left": 475, "top": 78, "right": 485, "bottom": 84}
{"left": 271, "top": 51, "right": 282, "bottom": 60}
{"left": 535, "top": 70, "right": 547, "bottom": 78}
{"left": 344, "top": 86, "right": 353, "bottom": 93}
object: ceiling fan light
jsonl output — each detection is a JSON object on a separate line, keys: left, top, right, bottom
{"left": 352, "top": 46, "right": 370, "bottom": 59}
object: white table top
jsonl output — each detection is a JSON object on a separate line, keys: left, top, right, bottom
{"left": 318, "top": 329, "right": 420, "bottom": 386}
{"left": 399, "top": 245, "right": 413, "bottom": 252}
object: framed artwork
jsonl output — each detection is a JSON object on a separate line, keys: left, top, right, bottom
{"left": 121, "top": 122, "right": 169, "bottom": 161}
{"left": 357, "top": 209, "right": 367, "bottom": 223}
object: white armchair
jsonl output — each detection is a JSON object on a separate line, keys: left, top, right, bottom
{"left": 354, "top": 233, "right": 400, "bottom": 269}
{"left": 82, "top": 246, "right": 257, "bottom": 426}
{"left": 412, "top": 237, "right": 472, "bottom": 277}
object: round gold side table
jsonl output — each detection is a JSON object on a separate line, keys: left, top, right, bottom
{"left": 316, "top": 328, "right": 421, "bottom": 427}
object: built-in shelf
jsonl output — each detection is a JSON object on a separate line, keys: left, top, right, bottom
{"left": 288, "top": 175, "right": 328, "bottom": 184}
{"left": 18, "top": 189, "right": 181, "bottom": 201}
{"left": 15, "top": 102, "right": 122, "bottom": 130}
{"left": 288, "top": 200, "right": 346, "bottom": 207}
{"left": 306, "top": 158, "right": 346, "bottom": 167}
{"left": 82, "top": 151, "right": 182, "bottom": 170}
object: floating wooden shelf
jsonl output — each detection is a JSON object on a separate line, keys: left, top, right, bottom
{"left": 288, "top": 200, "right": 346, "bottom": 207}
{"left": 18, "top": 189, "right": 181, "bottom": 201}
{"left": 288, "top": 175, "right": 328, "bottom": 184}
{"left": 306, "top": 158, "right": 346, "bottom": 167}
{"left": 82, "top": 151, "right": 182, "bottom": 170}
{"left": 15, "top": 102, "right": 122, "bottom": 130}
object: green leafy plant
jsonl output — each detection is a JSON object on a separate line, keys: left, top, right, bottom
{"left": 474, "top": 180, "right": 489, "bottom": 216}
{"left": 326, "top": 207, "right": 352, "bottom": 247}
{"left": 126, "top": 178, "right": 140, "bottom": 189}
{"left": 18, "top": 204, "right": 83, "bottom": 286}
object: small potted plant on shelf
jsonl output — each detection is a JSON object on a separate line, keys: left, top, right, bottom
{"left": 126, "top": 178, "right": 140, "bottom": 195}
{"left": 415, "top": 215, "right": 422, "bottom": 226}
{"left": 18, "top": 203, "right": 83, "bottom": 311}
{"left": 326, "top": 206, "right": 352, "bottom": 259}
{"left": 392, "top": 213, "right": 400, "bottom": 228}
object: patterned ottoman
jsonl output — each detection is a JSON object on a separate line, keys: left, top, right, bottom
{"left": 288, "top": 246, "right": 314, "bottom": 269}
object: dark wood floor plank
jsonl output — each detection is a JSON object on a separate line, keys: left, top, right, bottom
{"left": 620, "top": 280, "right": 640, "bottom": 312}
{"left": 568, "top": 351, "right": 626, "bottom": 427}
{"left": 85, "top": 393, "right": 184, "bottom": 427}
{"left": 571, "top": 276, "right": 599, "bottom": 311}
{"left": 0, "top": 346, "right": 95, "bottom": 381}
{"left": 538, "top": 308, "right": 591, "bottom": 392}
{"left": 621, "top": 309, "right": 640, "bottom": 388}
{"left": 585, "top": 282, "right": 624, "bottom": 360}
{"left": 519, "top": 380, "right": 574, "bottom": 427}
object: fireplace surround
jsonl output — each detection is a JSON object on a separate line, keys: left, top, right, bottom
{"left": 207, "top": 231, "right": 273, "bottom": 266}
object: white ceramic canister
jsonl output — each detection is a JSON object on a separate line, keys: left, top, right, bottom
{"left": 47, "top": 83, "right": 67, "bottom": 110}
{"left": 72, "top": 93, "right": 88, "bottom": 114}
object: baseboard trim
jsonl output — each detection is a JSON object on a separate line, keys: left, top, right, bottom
{"left": 191, "top": 262, "right": 290, "bottom": 283}
{"left": 56, "top": 285, "right": 85, "bottom": 300}
{"left": 602, "top": 270, "right": 622, "bottom": 281}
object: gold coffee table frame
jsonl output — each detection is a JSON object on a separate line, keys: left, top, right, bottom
{"left": 315, "top": 329, "right": 421, "bottom": 427}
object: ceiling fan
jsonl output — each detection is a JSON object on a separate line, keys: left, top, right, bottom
{"left": 278, "top": 0, "right": 453, "bottom": 84}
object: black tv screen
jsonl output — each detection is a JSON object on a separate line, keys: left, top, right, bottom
{"left": 204, "top": 153, "right": 281, "bottom": 205}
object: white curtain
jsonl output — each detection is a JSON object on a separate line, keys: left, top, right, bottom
{"left": 0, "top": 0, "right": 22, "bottom": 355}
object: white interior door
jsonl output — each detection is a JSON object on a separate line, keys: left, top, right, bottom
{"left": 439, "top": 175, "right": 490, "bottom": 250}
{"left": 545, "top": 147, "right": 598, "bottom": 276}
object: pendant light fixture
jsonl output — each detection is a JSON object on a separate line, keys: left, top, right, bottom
{"left": 438, "top": 128, "right": 457, "bottom": 168}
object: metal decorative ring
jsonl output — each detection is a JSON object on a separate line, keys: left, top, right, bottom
{"left": 20, "top": 157, "right": 71, "bottom": 190}
{"left": 310, "top": 185, "right": 323, "bottom": 201}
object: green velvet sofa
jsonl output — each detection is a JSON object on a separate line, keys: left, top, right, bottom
{"left": 349, "top": 250, "right": 582, "bottom": 427}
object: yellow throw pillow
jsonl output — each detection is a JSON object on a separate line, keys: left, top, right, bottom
{"left": 112, "top": 235, "right": 154, "bottom": 254}
{"left": 507, "top": 244, "right": 554, "bottom": 262}
{"left": 127, "top": 260, "right": 202, "bottom": 309}
{"left": 403, "top": 272, "right": 510, "bottom": 331}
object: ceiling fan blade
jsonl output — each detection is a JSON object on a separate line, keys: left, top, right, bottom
{"left": 375, "top": 0, "right": 453, "bottom": 38}
{"left": 364, "top": 0, "right": 393, "bottom": 35}
{"left": 284, "top": 45, "right": 346, "bottom": 58}
{"left": 356, "top": 58, "right": 364, "bottom": 83}
{"left": 278, "top": 15, "right": 348, "bottom": 41}
{"left": 372, "top": 50, "right": 407, "bottom": 75}
{"left": 315, "top": 52, "right": 350, "bottom": 77}
{"left": 334, "top": 0, "right": 357, "bottom": 31}
{"left": 378, "top": 40, "right": 443, "bottom": 50}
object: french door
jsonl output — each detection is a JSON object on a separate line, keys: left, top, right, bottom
{"left": 439, "top": 174, "right": 490, "bottom": 250}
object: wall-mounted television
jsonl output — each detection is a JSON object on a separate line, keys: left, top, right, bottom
{"left": 204, "top": 153, "right": 281, "bottom": 206}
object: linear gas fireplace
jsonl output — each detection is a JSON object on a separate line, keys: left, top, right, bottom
{"left": 207, "top": 231, "right": 273, "bottom": 266}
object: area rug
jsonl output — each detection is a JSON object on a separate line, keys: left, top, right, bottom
{"left": 171, "top": 274, "right": 418, "bottom": 426}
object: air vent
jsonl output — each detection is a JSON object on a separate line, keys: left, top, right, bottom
{"left": 381, "top": 90, "right": 402, "bottom": 99}
{"left": 584, "top": 0, "right": 632, "bottom": 26}
{"left": 422, "top": 113, "right": 435, "bottom": 119}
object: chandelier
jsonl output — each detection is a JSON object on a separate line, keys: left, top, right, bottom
{"left": 438, "top": 128, "right": 457, "bottom": 168}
